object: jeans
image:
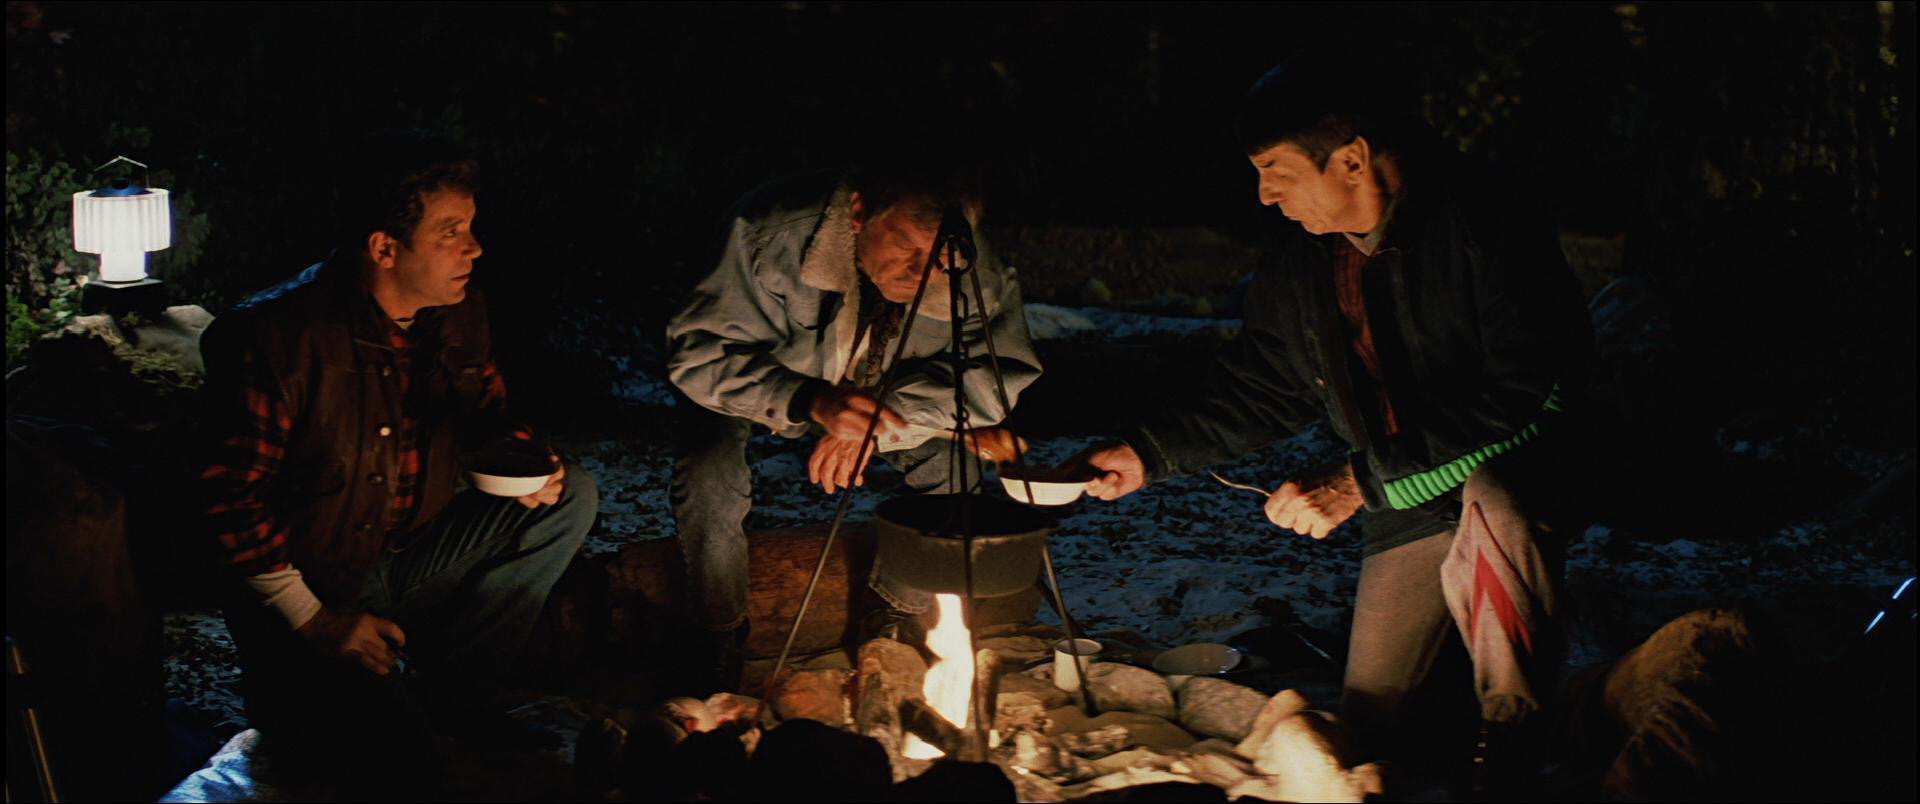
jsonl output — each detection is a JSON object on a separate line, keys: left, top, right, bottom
{"left": 671, "top": 404, "right": 983, "bottom": 632}
{"left": 223, "top": 461, "right": 598, "bottom": 781}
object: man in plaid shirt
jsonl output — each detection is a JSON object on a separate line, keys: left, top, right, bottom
{"left": 195, "top": 132, "right": 597, "bottom": 788}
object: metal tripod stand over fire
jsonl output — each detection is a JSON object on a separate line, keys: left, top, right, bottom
{"left": 764, "top": 205, "right": 1099, "bottom": 757}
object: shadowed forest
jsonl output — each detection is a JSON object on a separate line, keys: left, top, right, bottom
{"left": 5, "top": 2, "right": 1914, "bottom": 802}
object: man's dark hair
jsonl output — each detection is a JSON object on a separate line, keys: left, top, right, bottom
{"left": 845, "top": 157, "right": 983, "bottom": 230}
{"left": 332, "top": 130, "right": 478, "bottom": 255}
{"left": 1236, "top": 56, "right": 1426, "bottom": 171}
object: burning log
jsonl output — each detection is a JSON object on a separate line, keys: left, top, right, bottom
{"left": 970, "top": 648, "right": 1003, "bottom": 756}
{"left": 852, "top": 637, "right": 926, "bottom": 779}
{"left": 900, "top": 697, "right": 968, "bottom": 756}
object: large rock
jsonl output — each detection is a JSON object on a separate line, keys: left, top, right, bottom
{"left": 1029, "top": 662, "right": 1176, "bottom": 720}
{"left": 998, "top": 671, "right": 1073, "bottom": 709}
{"left": 768, "top": 668, "right": 853, "bottom": 728}
{"left": 1176, "top": 677, "right": 1270, "bottom": 741}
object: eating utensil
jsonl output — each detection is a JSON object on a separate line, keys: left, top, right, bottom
{"left": 1208, "top": 470, "right": 1270, "bottom": 498}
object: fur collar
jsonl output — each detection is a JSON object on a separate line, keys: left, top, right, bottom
{"left": 796, "top": 184, "right": 953, "bottom": 321}
{"left": 797, "top": 183, "right": 952, "bottom": 386}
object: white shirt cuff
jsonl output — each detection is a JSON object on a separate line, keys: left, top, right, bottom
{"left": 244, "top": 568, "right": 324, "bottom": 630}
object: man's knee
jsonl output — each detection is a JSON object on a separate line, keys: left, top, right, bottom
{"left": 672, "top": 415, "right": 755, "bottom": 502}
{"left": 559, "top": 459, "right": 600, "bottom": 515}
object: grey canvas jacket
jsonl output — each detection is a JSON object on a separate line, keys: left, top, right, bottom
{"left": 667, "top": 170, "right": 1041, "bottom": 449}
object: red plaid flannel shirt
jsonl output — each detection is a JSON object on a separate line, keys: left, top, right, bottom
{"left": 200, "top": 319, "right": 515, "bottom": 575}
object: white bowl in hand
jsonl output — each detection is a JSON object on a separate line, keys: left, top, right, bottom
{"left": 467, "top": 470, "right": 554, "bottom": 498}
{"left": 998, "top": 465, "right": 1094, "bottom": 506}
{"left": 465, "top": 441, "right": 556, "bottom": 498}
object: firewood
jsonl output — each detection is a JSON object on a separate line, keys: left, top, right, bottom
{"left": 900, "top": 697, "right": 967, "bottom": 756}
{"left": 1011, "top": 729, "right": 1099, "bottom": 783}
{"left": 969, "top": 647, "right": 1003, "bottom": 759}
{"left": 853, "top": 638, "right": 925, "bottom": 735}
{"left": 1057, "top": 724, "right": 1131, "bottom": 758}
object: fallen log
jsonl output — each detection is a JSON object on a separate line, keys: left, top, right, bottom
{"left": 600, "top": 524, "right": 1041, "bottom": 659}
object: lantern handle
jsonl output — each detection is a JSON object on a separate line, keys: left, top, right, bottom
{"left": 90, "top": 155, "right": 150, "bottom": 189}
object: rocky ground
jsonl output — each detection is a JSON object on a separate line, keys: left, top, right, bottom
{"left": 156, "top": 280, "right": 1915, "bottom": 800}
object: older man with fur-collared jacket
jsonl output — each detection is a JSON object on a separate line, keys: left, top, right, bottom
{"left": 665, "top": 164, "right": 1041, "bottom": 693}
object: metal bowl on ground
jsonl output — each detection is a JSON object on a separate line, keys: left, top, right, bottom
{"left": 874, "top": 494, "right": 1057, "bottom": 598}
{"left": 1152, "top": 642, "right": 1243, "bottom": 675}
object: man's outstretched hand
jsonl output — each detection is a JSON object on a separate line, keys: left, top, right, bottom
{"left": 1264, "top": 461, "right": 1363, "bottom": 540}
{"left": 297, "top": 607, "right": 407, "bottom": 676}
{"left": 809, "top": 385, "right": 908, "bottom": 442}
{"left": 810, "top": 435, "right": 876, "bottom": 494}
{"left": 1077, "top": 442, "right": 1147, "bottom": 501}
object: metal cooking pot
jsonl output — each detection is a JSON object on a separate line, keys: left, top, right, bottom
{"left": 874, "top": 494, "right": 1056, "bottom": 598}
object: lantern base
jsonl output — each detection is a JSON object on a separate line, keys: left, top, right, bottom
{"left": 81, "top": 277, "right": 167, "bottom": 316}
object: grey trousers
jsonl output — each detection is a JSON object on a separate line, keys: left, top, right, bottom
{"left": 671, "top": 405, "right": 983, "bottom": 632}
{"left": 1340, "top": 455, "right": 1567, "bottom": 756}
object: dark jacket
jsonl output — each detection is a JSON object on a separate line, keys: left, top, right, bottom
{"left": 1130, "top": 154, "right": 1594, "bottom": 552}
{"left": 198, "top": 256, "right": 505, "bottom": 602}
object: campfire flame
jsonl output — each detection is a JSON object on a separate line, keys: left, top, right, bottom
{"left": 902, "top": 593, "right": 974, "bottom": 759}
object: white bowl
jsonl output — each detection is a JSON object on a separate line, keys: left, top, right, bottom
{"left": 1152, "top": 643, "right": 1243, "bottom": 675}
{"left": 999, "top": 475, "right": 1088, "bottom": 506}
{"left": 468, "top": 470, "right": 553, "bottom": 498}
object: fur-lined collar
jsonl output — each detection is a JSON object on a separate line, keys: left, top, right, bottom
{"left": 796, "top": 184, "right": 952, "bottom": 321}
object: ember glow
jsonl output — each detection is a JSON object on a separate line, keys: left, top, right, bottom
{"left": 902, "top": 593, "right": 974, "bottom": 759}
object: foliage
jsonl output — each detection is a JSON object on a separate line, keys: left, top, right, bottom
{"left": 4, "top": 134, "right": 213, "bottom": 371}
{"left": 4, "top": 149, "right": 87, "bottom": 306}
{"left": 5, "top": 276, "right": 79, "bottom": 370}
{"left": 5, "top": 150, "right": 87, "bottom": 369}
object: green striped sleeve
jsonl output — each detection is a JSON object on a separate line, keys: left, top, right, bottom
{"left": 1380, "top": 384, "right": 1564, "bottom": 510}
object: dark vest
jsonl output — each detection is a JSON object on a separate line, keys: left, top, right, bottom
{"left": 201, "top": 257, "right": 496, "bottom": 602}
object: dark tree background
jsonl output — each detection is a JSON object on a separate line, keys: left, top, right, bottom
{"left": 7, "top": 1, "right": 1914, "bottom": 463}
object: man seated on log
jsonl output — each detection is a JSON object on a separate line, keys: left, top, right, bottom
{"left": 1074, "top": 58, "right": 1596, "bottom": 790}
{"left": 193, "top": 131, "right": 598, "bottom": 791}
{"left": 666, "top": 159, "right": 1041, "bottom": 693}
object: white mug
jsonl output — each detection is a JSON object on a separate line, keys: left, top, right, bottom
{"left": 1052, "top": 638, "right": 1102, "bottom": 693}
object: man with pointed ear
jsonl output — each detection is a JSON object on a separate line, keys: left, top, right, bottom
{"left": 1072, "top": 58, "right": 1597, "bottom": 789}
{"left": 666, "top": 161, "right": 1041, "bottom": 694}
{"left": 193, "top": 131, "right": 598, "bottom": 791}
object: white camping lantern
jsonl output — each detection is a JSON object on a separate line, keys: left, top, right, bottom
{"left": 71, "top": 157, "right": 172, "bottom": 284}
